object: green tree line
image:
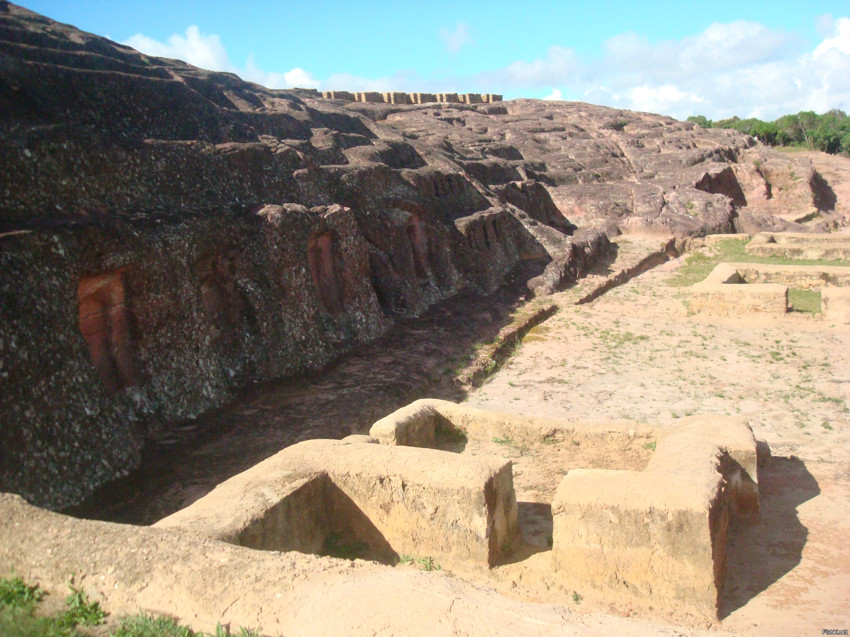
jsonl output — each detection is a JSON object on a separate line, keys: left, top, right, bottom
{"left": 687, "top": 109, "right": 850, "bottom": 155}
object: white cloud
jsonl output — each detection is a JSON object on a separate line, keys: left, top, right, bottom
{"left": 814, "top": 16, "right": 850, "bottom": 58}
{"left": 439, "top": 22, "right": 472, "bottom": 54}
{"left": 283, "top": 68, "right": 321, "bottom": 89}
{"left": 628, "top": 84, "right": 703, "bottom": 114}
{"left": 469, "top": 17, "right": 850, "bottom": 120}
{"left": 123, "top": 27, "right": 319, "bottom": 90}
{"left": 121, "top": 18, "right": 850, "bottom": 121}
{"left": 125, "top": 26, "right": 230, "bottom": 71}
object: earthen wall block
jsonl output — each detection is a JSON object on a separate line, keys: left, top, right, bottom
{"left": 356, "top": 92, "right": 384, "bottom": 103}
{"left": 382, "top": 92, "right": 411, "bottom": 105}
{"left": 734, "top": 263, "right": 850, "bottom": 288}
{"left": 408, "top": 92, "right": 437, "bottom": 104}
{"left": 155, "top": 439, "right": 519, "bottom": 568}
{"left": 822, "top": 287, "right": 850, "bottom": 322}
{"left": 746, "top": 232, "right": 850, "bottom": 260}
{"left": 551, "top": 415, "right": 758, "bottom": 615}
{"left": 322, "top": 91, "right": 355, "bottom": 101}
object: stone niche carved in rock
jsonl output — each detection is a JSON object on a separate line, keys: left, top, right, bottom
{"left": 77, "top": 271, "right": 136, "bottom": 394}
{"left": 484, "top": 219, "right": 498, "bottom": 249}
{"left": 464, "top": 218, "right": 500, "bottom": 252}
{"left": 405, "top": 216, "right": 430, "bottom": 279}
{"left": 197, "top": 254, "right": 242, "bottom": 339}
{"left": 308, "top": 232, "right": 343, "bottom": 315}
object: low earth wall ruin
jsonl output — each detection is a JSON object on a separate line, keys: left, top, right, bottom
{"left": 320, "top": 91, "right": 503, "bottom": 105}
{"left": 690, "top": 259, "right": 850, "bottom": 319}
{"left": 0, "top": 400, "right": 760, "bottom": 622}
{"left": 154, "top": 437, "right": 519, "bottom": 569}
{"left": 746, "top": 231, "right": 850, "bottom": 261}
{"left": 369, "top": 399, "right": 759, "bottom": 614}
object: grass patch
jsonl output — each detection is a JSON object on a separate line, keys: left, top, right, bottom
{"left": 0, "top": 578, "right": 104, "bottom": 637}
{"left": 0, "top": 577, "right": 44, "bottom": 608}
{"left": 62, "top": 586, "right": 106, "bottom": 628}
{"left": 397, "top": 555, "right": 442, "bottom": 571}
{"left": 0, "top": 608, "right": 72, "bottom": 637}
{"left": 643, "top": 441, "right": 656, "bottom": 451}
{"left": 492, "top": 436, "right": 531, "bottom": 455}
{"left": 665, "top": 251, "right": 721, "bottom": 287}
{"left": 788, "top": 288, "right": 821, "bottom": 314}
{"left": 0, "top": 577, "right": 260, "bottom": 637}
{"left": 112, "top": 614, "right": 202, "bottom": 637}
{"left": 598, "top": 329, "right": 649, "bottom": 348}
{"left": 112, "top": 615, "right": 260, "bottom": 637}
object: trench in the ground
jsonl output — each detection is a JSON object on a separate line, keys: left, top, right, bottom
{"left": 66, "top": 264, "right": 549, "bottom": 525}
{"left": 433, "top": 429, "right": 655, "bottom": 561}
{"left": 67, "top": 241, "right": 678, "bottom": 528}
{"left": 208, "top": 432, "right": 657, "bottom": 571}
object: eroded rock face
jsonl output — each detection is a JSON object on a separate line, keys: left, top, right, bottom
{"left": 0, "top": 3, "right": 840, "bottom": 507}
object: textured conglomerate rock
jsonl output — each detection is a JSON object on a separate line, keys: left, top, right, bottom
{"left": 0, "top": 2, "right": 841, "bottom": 507}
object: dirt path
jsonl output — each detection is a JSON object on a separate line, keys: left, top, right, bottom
{"left": 465, "top": 244, "right": 850, "bottom": 634}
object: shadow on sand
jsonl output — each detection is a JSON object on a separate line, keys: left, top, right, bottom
{"left": 719, "top": 453, "right": 820, "bottom": 618}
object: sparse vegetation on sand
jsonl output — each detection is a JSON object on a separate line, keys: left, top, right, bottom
{"left": 665, "top": 237, "right": 848, "bottom": 290}
{"left": 0, "top": 577, "right": 259, "bottom": 637}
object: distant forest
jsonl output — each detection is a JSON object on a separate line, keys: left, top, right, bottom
{"left": 687, "top": 110, "right": 850, "bottom": 155}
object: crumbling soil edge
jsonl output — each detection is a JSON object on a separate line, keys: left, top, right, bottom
{"left": 458, "top": 237, "right": 689, "bottom": 388}
{"left": 456, "top": 302, "right": 558, "bottom": 388}
{"left": 577, "top": 237, "right": 684, "bottom": 304}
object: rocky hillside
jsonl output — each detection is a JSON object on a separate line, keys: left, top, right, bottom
{"left": 0, "top": 2, "right": 840, "bottom": 508}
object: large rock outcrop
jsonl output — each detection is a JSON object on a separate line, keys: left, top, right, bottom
{"left": 0, "top": 3, "right": 840, "bottom": 507}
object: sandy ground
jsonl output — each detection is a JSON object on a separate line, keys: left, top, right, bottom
{"left": 460, "top": 242, "right": 850, "bottom": 634}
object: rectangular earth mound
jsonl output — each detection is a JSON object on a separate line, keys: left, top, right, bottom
{"left": 369, "top": 399, "right": 759, "bottom": 617}
{"left": 552, "top": 415, "right": 758, "bottom": 614}
{"left": 746, "top": 232, "right": 850, "bottom": 260}
{"left": 822, "top": 287, "right": 850, "bottom": 322}
{"left": 154, "top": 438, "right": 518, "bottom": 568}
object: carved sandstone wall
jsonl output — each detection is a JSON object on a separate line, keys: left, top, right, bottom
{"left": 0, "top": 3, "right": 836, "bottom": 509}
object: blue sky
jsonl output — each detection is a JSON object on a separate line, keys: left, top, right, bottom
{"left": 21, "top": 1, "right": 850, "bottom": 120}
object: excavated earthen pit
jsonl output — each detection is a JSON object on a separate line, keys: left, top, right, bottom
{"left": 690, "top": 261, "right": 850, "bottom": 319}
{"left": 154, "top": 399, "right": 759, "bottom": 617}
{"left": 154, "top": 437, "right": 520, "bottom": 570}
{"left": 690, "top": 232, "right": 850, "bottom": 320}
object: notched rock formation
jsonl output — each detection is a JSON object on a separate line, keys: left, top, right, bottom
{"left": 0, "top": 2, "right": 841, "bottom": 507}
